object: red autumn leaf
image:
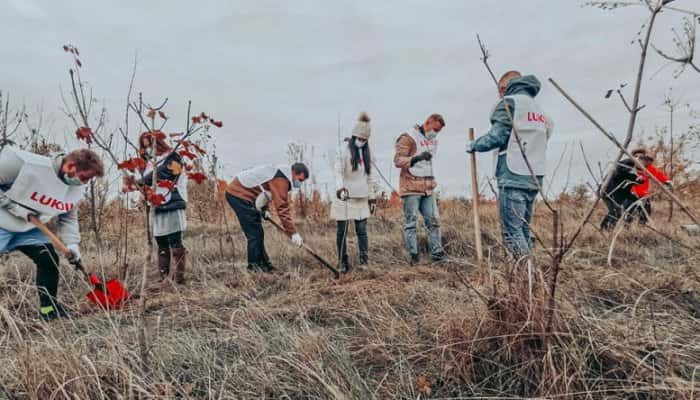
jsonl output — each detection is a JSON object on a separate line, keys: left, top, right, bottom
{"left": 199, "top": 112, "right": 208, "bottom": 120}
{"left": 191, "top": 116, "right": 202, "bottom": 124}
{"left": 146, "top": 109, "right": 156, "bottom": 119}
{"left": 184, "top": 163, "right": 193, "bottom": 171}
{"left": 169, "top": 132, "right": 184, "bottom": 138}
{"left": 179, "top": 149, "right": 197, "bottom": 160}
{"left": 75, "top": 59, "right": 82, "bottom": 67}
{"left": 150, "top": 130, "right": 166, "bottom": 140}
{"left": 117, "top": 157, "right": 146, "bottom": 172}
{"left": 148, "top": 193, "right": 166, "bottom": 206}
{"left": 187, "top": 172, "right": 206, "bottom": 184}
{"left": 179, "top": 140, "right": 191, "bottom": 149}
{"left": 157, "top": 180, "right": 175, "bottom": 191}
{"left": 211, "top": 120, "right": 223, "bottom": 128}
{"left": 158, "top": 111, "right": 167, "bottom": 120}
{"left": 75, "top": 126, "right": 93, "bottom": 144}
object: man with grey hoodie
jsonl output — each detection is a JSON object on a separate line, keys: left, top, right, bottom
{"left": 0, "top": 146, "right": 104, "bottom": 321}
{"left": 466, "top": 71, "right": 553, "bottom": 258}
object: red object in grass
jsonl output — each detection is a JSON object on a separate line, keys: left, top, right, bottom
{"left": 85, "top": 275, "right": 130, "bottom": 309}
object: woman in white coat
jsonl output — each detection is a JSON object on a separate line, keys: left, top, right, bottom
{"left": 331, "top": 112, "right": 381, "bottom": 273}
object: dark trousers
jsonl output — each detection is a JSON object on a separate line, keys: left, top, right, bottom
{"left": 155, "top": 231, "right": 184, "bottom": 250}
{"left": 601, "top": 195, "right": 636, "bottom": 231}
{"left": 627, "top": 197, "right": 652, "bottom": 225}
{"left": 226, "top": 193, "right": 270, "bottom": 267}
{"left": 336, "top": 219, "right": 368, "bottom": 265}
{"left": 15, "top": 244, "right": 60, "bottom": 310}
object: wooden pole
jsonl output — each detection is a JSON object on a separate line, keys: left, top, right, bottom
{"left": 469, "top": 128, "right": 485, "bottom": 279}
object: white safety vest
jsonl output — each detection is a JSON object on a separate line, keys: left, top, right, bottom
{"left": 144, "top": 156, "right": 189, "bottom": 203}
{"left": 500, "top": 94, "right": 550, "bottom": 176}
{"left": 0, "top": 147, "right": 84, "bottom": 232}
{"left": 236, "top": 164, "right": 291, "bottom": 188}
{"left": 407, "top": 127, "right": 438, "bottom": 178}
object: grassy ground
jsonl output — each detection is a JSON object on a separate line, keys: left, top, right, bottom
{"left": 0, "top": 197, "right": 698, "bottom": 399}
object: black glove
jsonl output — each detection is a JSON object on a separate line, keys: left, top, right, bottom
{"left": 336, "top": 188, "right": 349, "bottom": 201}
{"left": 410, "top": 151, "right": 432, "bottom": 167}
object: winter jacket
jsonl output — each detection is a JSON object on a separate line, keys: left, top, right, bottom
{"left": 631, "top": 164, "right": 669, "bottom": 198}
{"left": 0, "top": 146, "right": 81, "bottom": 245}
{"left": 226, "top": 170, "right": 296, "bottom": 235}
{"left": 471, "top": 75, "right": 553, "bottom": 191}
{"left": 603, "top": 158, "right": 640, "bottom": 203}
{"left": 139, "top": 152, "right": 187, "bottom": 213}
{"left": 393, "top": 128, "right": 437, "bottom": 196}
{"left": 334, "top": 145, "right": 381, "bottom": 200}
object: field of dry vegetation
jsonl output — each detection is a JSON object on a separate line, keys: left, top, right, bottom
{"left": 1, "top": 183, "right": 698, "bottom": 399}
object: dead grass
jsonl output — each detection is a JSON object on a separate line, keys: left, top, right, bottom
{"left": 0, "top": 196, "right": 698, "bottom": 399}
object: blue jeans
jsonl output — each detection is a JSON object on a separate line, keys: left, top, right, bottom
{"left": 498, "top": 188, "right": 538, "bottom": 257}
{"left": 402, "top": 194, "right": 443, "bottom": 257}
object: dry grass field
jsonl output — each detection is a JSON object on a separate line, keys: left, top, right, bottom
{"left": 0, "top": 191, "right": 698, "bottom": 399}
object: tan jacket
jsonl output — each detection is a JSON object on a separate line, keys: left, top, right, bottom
{"left": 226, "top": 176, "right": 296, "bottom": 235}
{"left": 393, "top": 133, "right": 437, "bottom": 196}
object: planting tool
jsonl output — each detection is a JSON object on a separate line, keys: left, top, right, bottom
{"left": 468, "top": 128, "right": 486, "bottom": 279}
{"left": 265, "top": 216, "right": 340, "bottom": 278}
{"left": 29, "top": 215, "right": 130, "bottom": 309}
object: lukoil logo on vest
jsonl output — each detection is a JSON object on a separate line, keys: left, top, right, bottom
{"left": 527, "top": 112, "right": 546, "bottom": 124}
{"left": 29, "top": 192, "right": 75, "bottom": 212}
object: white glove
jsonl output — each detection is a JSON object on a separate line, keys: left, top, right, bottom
{"left": 291, "top": 233, "right": 303, "bottom": 248}
{"left": 255, "top": 190, "right": 271, "bottom": 211}
{"left": 66, "top": 244, "right": 81, "bottom": 264}
{"left": 465, "top": 140, "right": 475, "bottom": 154}
{"left": 5, "top": 203, "right": 36, "bottom": 221}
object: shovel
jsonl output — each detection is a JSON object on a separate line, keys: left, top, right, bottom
{"left": 29, "top": 215, "right": 130, "bottom": 309}
{"left": 264, "top": 216, "right": 340, "bottom": 279}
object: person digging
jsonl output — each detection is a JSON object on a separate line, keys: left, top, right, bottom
{"left": 0, "top": 145, "right": 104, "bottom": 321}
{"left": 225, "top": 162, "right": 309, "bottom": 272}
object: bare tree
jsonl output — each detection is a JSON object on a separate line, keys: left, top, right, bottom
{"left": 0, "top": 91, "right": 25, "bottom": 150}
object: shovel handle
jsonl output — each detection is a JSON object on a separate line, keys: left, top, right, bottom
{"left": 468, "top": 128, "right": 485, "bottom": 278}
{"left": 28, "top": 215, "right": 70, "bottom": 256}
{"left": 264, "top": 217, "right": 340, "bottom": 278}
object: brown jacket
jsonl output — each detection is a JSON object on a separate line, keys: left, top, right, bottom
{"left": 393, "top": 133, "right": 437, "bottom": 196}
{"left": 226, "top": 176, "right": 296, "bottom": 235}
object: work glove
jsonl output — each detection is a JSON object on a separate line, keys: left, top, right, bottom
{"left": 465, "top": 140, "right": 475, "bottom": 154}
{"left": 336, "top": 188, "right": 349, "bottom": 201}
{"left": 369, "top": 199, "right": 377, "bottom": 215}
{"left": 290, "top": 233, "right": 303, "bottom": 248}
{"left": 255, "top": 190, "right": 272, "bottom": 211}
{"left": 66, "top": 244, "right": 81, "bottom": 265}
{"left": 410, "top": 151, "right": 432, "bottom": 167}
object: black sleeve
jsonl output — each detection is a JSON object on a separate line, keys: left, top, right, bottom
{"left": 142, "top": 152, "right": 183, "bottom": 186}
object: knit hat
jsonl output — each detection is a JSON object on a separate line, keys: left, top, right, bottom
{"left": 351, "top": 112, "right": 371, "bottom": 139}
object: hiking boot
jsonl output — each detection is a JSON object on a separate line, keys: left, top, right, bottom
{"left": 431, "top": 251, "right": 448, "bottom": 264}
{"left": 358, "top": 256, "right": 368, "bottom": 271}
{"left": 158, "top": 248, "right": 171, "bottom": 281}
{"left": 409, "top": 253, "right": 420, "bottom": 266}
{"left": 339, "top": 255, "right": 351, "bottom": 274}
{"left": 40, "top": 303, "right": 72, "bottom": 322}
{"left": 172, "top": 248, "right": 186, "bottom": 284}
{"left": 261, "top": 252, "right": 276, "bottom": 273}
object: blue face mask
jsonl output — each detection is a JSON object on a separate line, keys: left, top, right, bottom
{"left": 292, "top": 180, "right": 302, "bottom": 189}
{"left": 63, "top": 174, "right": 83, "bottom": 186}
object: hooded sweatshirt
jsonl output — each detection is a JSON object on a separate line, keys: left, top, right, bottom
{"left": 471, "top": 75, "right": 553, "bottom": 191}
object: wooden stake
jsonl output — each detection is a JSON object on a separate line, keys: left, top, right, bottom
{"left": 469, "top": 128, "right": 485, "bottom": 279}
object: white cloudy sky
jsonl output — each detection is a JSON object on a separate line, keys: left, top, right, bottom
{"left": 1, "top": 0, "right": 699, "bottom": 197}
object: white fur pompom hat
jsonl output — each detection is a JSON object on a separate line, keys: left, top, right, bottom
{"left": 351, "top": 112, "right": 371, "bottom": 139}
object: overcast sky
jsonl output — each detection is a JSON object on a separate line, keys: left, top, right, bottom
{"left": 1, "top": 0, "right": 698, "bottom": 197}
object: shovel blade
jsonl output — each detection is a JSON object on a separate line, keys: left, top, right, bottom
{"left": 86, "top": 279, "right": 130, "bottom": 309}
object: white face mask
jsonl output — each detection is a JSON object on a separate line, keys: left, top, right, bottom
{"left": 355, "top": 140, "right": 366, "bottom": 148}
{"left": 425, "top": 131, "right": 437, "bottom": 140}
